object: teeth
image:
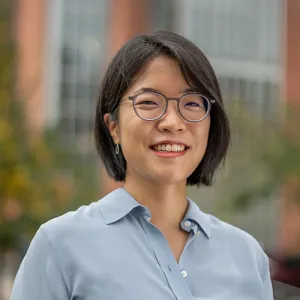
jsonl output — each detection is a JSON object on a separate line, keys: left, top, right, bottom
{"left": 166, "top": 144, "right": 172, "bottom": 151}
{"left": 153, "top": 144, "right": 186, "bottom": 152}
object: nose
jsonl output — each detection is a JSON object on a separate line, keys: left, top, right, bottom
{"left": 156, "top": 102, "right": 186, "bottom": 133}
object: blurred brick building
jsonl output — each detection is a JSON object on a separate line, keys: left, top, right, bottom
{"left": 14, "top": 0, "right": 300, "bottom": 283}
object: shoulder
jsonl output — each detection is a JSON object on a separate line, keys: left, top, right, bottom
{"left": 40, "top": 197, "right": 108, "bottom": 247}
{"left": 204, "top": 212, "right": 268, "bottom": 274}
{"left": 210, "top": 214, "right": 262, "bottom": 249}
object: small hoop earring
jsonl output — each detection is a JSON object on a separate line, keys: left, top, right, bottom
{"left": 115, "top": 143, "right": 120, "bottom": 155}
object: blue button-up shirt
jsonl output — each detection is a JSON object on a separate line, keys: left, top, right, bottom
{"left": 11, "top": 188, "right": 273, "bottom": 299}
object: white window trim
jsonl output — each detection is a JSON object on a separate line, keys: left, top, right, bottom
{"left": 43, "top": 0, "right": 63, "bottom": 126}
{"left": 176, "top": 0, "right": 283, "bottom": 84}
{"left": 209, "top": 57, "right": 282, "bottom": 83}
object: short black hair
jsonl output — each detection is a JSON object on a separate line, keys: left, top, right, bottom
{"left": 94, "top": 30, "right": 230, "bottom": 186}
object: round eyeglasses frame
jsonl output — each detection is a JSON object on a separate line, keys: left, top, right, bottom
{"left": 123, "top": 91, "right": 216, "bottom": 123}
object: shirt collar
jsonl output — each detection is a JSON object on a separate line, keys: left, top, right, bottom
{"left": 99, "top": 188, "right": 142, "bottom": 225}
{"left": 185, "top": 197, "right": 211, "bottom": 239}
{"left": 99, "top": 188, "right": 211, "bottom": 239}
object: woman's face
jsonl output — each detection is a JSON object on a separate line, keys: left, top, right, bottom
{"left": 106, "top": 55, "right": 211, "bottom": 185}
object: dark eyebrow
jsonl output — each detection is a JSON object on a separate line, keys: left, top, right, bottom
{"left": 132, "top": 87, "right": 202, "bottom": 95}
{"left": 182, "top": 87, "right": 202, "bottom": 93}
{"left": 133, "top": 87, "right": 160, "bottom": 94}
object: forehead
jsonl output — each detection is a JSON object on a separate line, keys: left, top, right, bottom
{"left": 128, "top": 55, "right": 191, "bottom": 94}
{"left": 143, "top": 55, "right": 180, "bottom": 74}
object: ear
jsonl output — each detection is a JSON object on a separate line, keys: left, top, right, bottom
{"left": 104, "top": 113, "right": 120, "bottom": 144}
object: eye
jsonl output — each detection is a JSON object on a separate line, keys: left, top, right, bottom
{"left": 185, "top": 101, "right": 200, "bottom": 107}
{"left": 139, "top": 100, "right": 158, "bottom": 105}
{"left": 134, "top": 92, "right": 164, "bottom": 110}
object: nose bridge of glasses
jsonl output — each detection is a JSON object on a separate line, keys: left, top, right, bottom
{"left": 166, "top": 97, "right": 181, "bottom": 101}
{"left": 165, "top": 97, "right": 181, "bottom": 115}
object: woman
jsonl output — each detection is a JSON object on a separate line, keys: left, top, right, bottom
{"left": 11, "top": 30, "right": 273, "bottom": 299}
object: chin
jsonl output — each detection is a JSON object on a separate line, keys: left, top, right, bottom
{"left": 149, "top": 172, "right": 187, "bottom": 186}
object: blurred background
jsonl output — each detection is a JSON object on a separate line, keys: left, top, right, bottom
{"left": 1, "top": 0, "right": 300, "bottom": 299}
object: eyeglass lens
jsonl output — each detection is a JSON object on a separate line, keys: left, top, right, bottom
{"left": 133, "top": 92, "right": 209, "bottom": 121}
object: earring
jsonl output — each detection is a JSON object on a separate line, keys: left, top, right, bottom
{"left": 115, "top": 143, "right": 120, "bottom": 155}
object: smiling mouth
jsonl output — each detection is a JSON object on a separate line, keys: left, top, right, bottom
{"left": 151, "top": 144, "right": 188, "bottom": 152}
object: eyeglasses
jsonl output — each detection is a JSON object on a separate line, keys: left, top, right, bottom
{"left": 124, "top": 91, "right": 215, "bottom": 122}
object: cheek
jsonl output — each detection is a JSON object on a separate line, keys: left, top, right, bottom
{"left": 118, "top": 107, "right": 136, "bottom": 138}
{"left": 194, "top": 119, "right": 210, "bottom": 142}
{"left": 192, "top": 121, "right": 211, "bottom": 159}
{"left": 118, "top": 109, "right": 148, "bottom": 154}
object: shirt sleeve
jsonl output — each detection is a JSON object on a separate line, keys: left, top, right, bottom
{"left": 261, "top": 252, "right": 274, "bottom": 300}
{"left": 10, "top": 225, "right": 69, "bottom": 300}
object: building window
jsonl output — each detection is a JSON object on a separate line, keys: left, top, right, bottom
{"left": 178, "top": 0, "right": 283, "bottom": 123}
{"left": 57, "top": 0, "right": 108, "bottom": 156}
{"left": 150, "top": 0, "right": 177, "bottom": 31}
{"left": 180, "top": 0, "right": 282, "bottom": 63}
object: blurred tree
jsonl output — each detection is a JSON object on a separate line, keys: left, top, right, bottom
{"left": 212, "top": 100, "right": 300, "bottom": 282}
{"left": 221, "top": 101, "right": 300, "bottom": 210}
{"left": 0, "top": 0, "right": 100, "bottom": 251}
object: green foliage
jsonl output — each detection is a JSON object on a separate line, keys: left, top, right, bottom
{"left": 219, "top": 101, "right": 300, "bottom": 211}
{"left": 0, "top": 1, "right": 100, "bottom": 250}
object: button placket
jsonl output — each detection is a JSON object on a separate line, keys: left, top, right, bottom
{"left": 139, "top": 216, "right": 193, "bottom": 299}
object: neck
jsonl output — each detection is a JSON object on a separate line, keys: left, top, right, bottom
{"left": 124, "top": 174, "right": 188, "bottom": 231}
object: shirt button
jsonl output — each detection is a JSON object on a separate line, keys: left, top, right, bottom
{"left": 184, "top": 220, "right": 191, "bottom": 227}
{"left": 181, "top": 270, "right": 188, "bottom": 278}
